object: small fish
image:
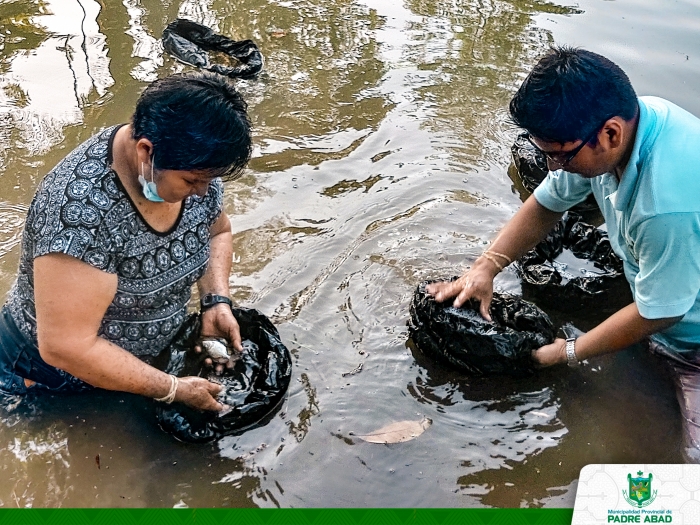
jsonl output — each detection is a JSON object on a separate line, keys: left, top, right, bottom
{"left": 201, "top": 338, "right": 230, "bottom": 363}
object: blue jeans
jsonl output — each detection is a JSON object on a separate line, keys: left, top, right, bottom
{"left": 0, "top": 305, "right": 89, "bottom": 404}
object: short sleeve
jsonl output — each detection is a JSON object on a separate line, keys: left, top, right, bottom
{"left": 533, "top": 169, "right": 594, "bottom": 213}
{"left": 633, "top": 213, "right": 700, "bottom": 319}
{"left": 26, "top": 137, "right": 117, "bottom": 274}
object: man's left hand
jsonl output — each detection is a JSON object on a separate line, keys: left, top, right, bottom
{"left": 196, "top": 303, "right": 243, "bottom": 374}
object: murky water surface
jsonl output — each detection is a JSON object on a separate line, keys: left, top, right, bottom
{"left": 0, "top": 0, "right": 698, "bottom": 508}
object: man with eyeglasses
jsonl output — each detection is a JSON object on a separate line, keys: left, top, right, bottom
{"left": 427, "top": 46, "right": 700, "bottom": 461}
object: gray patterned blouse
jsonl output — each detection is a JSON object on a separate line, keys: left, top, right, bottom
{"left": 5, "top": 125, "right": 223, "bottom": 357}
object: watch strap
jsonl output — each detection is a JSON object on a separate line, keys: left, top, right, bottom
{"left": 565, "top": 337, "right": 579, "bottom": 367}
{"left": 200, "top": 293, "right": 233, "bottom": 311}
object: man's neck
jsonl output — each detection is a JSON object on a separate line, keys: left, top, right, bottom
{"left": 614, "top": 111, "right": 640, "bottom": 181}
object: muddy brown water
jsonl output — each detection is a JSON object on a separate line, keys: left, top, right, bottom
{"left": 0, "top": 0, "right": 698, "bottom": 508}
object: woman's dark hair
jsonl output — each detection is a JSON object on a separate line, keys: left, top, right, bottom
{"left": 509, "top": 47, "right": 638, "bottom": 143}
{"left": 132, "top": 71, "right": 252, "bottom": 181}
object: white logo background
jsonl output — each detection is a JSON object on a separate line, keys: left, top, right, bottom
{"left": 573, "top": 464, "right": 700, "bottom": 524}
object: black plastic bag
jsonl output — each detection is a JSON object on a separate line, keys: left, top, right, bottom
{"left": 511, "top": 133, "right": 598, "bottom": 213}
{"left": 154, "top": 307, "right": 291, "bottom": 443}
{"left": 514, "top": 213, "right": 624, "bottom": 299}
{"left": 162, "top": 19, "right": 263, "bottom": 79}
{"left": 409, "top": 279, "right": 555, "bottom": 376}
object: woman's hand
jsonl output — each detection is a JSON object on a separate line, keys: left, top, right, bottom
{"left": 195, "top": 303, "right": 243, "bottom": 374}
{"left": 425, "top": 257, "right": 500, "bottom": 320}
{"left": 531, "top": 338, "right": 567, "bottom": 367}
{"left": 175, "top": 376, "right": 225, "bottom": 411}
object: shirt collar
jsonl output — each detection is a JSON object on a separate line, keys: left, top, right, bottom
{"left": 611, "top": 97, "right": 658, "bottom": 211}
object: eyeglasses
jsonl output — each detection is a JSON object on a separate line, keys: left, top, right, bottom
{"left": 527, "top": 124, "right": 603, "bottom": 167}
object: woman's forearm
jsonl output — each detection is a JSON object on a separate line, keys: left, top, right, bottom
{"left": 198, "top": 213, "right": 233, "bottom": 297}
{"left": 40, "top": 334, "right": 223, "bottom": 410}
{"left": 42, "top": 335, "right": 174, "bottom": 399}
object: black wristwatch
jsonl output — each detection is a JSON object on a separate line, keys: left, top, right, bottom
{"left": 200, "top": 293, "right": 233, "bottom": 311}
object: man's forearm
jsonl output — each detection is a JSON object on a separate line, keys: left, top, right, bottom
{"left": 487, "top": 195, "right": 563, "bottom": 262}
{"left": 574, "top": 303, "right": 681, "bottom": 361}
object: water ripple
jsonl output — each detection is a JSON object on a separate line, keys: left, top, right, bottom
{"left": 0, "top": 202, "right": 27, "bottom": 256}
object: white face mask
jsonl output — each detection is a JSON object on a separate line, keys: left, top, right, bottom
{"left": 138, "top": 161, "right": 164, "bottom": 202}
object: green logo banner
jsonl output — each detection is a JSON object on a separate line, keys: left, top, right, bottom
{"left": 0, "top": 508, "right": 574, "bottom": 525}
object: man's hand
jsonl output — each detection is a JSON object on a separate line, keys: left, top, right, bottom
{"left": 425, "top": 257, "right": 499, "bottom": 321}
{"left": 175, "top": 376, "right": 225, "bottom": 411}
{"left": 195, "top": 303, "right": 243, "bottom": 374}
{"left": 532, "top": 338, "right": 567, "bottom": 367}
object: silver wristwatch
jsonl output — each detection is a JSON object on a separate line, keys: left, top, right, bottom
{"left": 565, "top": 337, "right": 579, "bottom": 367}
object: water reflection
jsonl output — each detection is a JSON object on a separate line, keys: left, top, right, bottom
{"left": 123, "top": 0, "right": 162, "bottom": 82}
{"left": 0, "top": 0, "right": 113, "bottom": 160}
{"left": 231, "top": 220, "right": 330, "bottom": 279}
{"left": 179, "top": 0, "right": 219, "bottom": 31}
{"left": 0, "top": 203, "right": 26, "bottom": 256}
{"left": 222, "top": 0, "right": 388, "bottom": 170}
{"left": 408, "top": 340, "right": 570, "bottom": 505}
{"left": 1, "top": 423, "right": 72, "bottom": 507}
{"left": 286, "top": 373, "right": 320, "bottom": 443}
{"left": 403, "top": 0, "right": 581, "bottom": 169}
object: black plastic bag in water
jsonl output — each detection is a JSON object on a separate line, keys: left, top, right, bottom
{"left": 162, "top": 19, "right": 264, "bottom": 79}
{"left": 154, "top": 307, "right": 291, "bottom": 443}
{"left": 409, "top": 279, "right": 555, "bottom": 376}
{"left": 514, "top": 213, "right": 624, "bottom": 298}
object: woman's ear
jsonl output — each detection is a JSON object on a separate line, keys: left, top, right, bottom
{"left": 135, "top": 137, "right": 154, "bottom": 165}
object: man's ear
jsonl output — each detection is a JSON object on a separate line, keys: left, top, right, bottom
{"left": 601, "top": 117, "right": 625, "bottom": 150}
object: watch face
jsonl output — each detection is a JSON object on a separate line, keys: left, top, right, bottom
{"left": 201, "top": 294, "right": 231, "bottom": 309}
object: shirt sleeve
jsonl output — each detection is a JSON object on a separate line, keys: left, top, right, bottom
{"left": 27, "top": 144, "right": 117, "bottom": 274}
{"left": 532, "top": 169, "right": 594, "bottom": 212}
{"left": 633, "top": 213, "right": 700, "bottom": 319}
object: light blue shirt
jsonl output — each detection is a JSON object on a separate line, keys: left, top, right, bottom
{"left": 533, "top": 96, "right": 700, "bottom": 350}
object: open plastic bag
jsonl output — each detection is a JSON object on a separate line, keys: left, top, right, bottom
{"left": 162, "top": 19, "right": 263, "bottom": 79}
{"left": 409, "top": 279, "right": 555, "bottom": 376}
{"left": 154, "top": 307, "right": 291, "bottom": 443}
{"left": 514, "top": 213, "right": 624, "bottom": 299}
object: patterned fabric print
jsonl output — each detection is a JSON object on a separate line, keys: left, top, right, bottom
{"left": 5, "top": 126, "right": 223, "bottom": 357}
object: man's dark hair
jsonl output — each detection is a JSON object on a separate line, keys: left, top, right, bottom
{"left": 509, "top": 46, "right": 638, "bottom": 143}
{"left": 132, "top": 71, "right": 252, "bottom": 181}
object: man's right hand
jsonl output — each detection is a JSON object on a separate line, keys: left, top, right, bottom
{"left": 425, "top": 257, "right": 500, "bottom": 321}
{"left": 175, "top": 376, "right": 225, "bottom": 412}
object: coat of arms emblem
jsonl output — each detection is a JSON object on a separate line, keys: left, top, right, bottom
{"left": 623, "top": 471, "right": 657, "bottom": 507}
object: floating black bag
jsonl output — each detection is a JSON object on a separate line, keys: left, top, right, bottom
{"left": 162, "top": 19, "right": 264, "bottom": 79}
{"left": 511, "top": 133, "right": 598, "bottom": 213}
{"left": 514, "top": 213, "right": 624, "bottom": 299}
{"left": 409, "top": 279, "right": 555, "bottom": 376}
{"left": 155, "top": 307, "right": 291, "bottom": 443}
